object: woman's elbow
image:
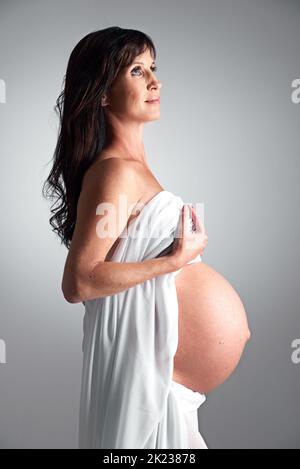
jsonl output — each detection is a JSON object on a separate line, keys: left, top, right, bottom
{"left": 61, "top": 277, "right": 82, "bottom": 304}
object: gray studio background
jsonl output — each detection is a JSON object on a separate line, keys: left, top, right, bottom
{"left": 0, "top": 0, "right": 299, "bottom": 449}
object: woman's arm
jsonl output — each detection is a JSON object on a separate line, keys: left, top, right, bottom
{"left": 67, "top": 254, "right": 179, "bottom": 303}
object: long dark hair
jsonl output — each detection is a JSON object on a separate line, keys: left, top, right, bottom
{"left": 42, "top": 26, "right": 156, "bottom": 249}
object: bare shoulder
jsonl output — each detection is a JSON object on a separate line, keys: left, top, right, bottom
{"left": 82, "top": 157, "right": 142, "bottom": 200}
{"left": 81, "top": 156, "right": 161, "bottom": 205}
{"left": 76, "top": 157, "right": 143, "bottom": 254}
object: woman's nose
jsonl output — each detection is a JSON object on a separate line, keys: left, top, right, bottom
{"left": 151, "top": 80, "right": 162, "bottom": 89}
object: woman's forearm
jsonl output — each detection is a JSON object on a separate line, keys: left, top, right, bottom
{"left": 72, "top": 255, "right": 179, "bottom": 303}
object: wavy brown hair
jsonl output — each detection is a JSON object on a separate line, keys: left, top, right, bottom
{"left": 42, "top": 26, "right": 156, "bottom": 249}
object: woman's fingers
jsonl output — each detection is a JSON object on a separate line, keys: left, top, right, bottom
{"left": 183, "top": 204, "right": 190, "bottom": 234}
{"left": 189, "top": 205, "right": 205, "bottom": 234}
{"left": 182, "top": 204, "right": 208, "bottom": 246}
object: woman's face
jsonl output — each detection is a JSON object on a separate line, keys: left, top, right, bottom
{"left": 105, "top": 48, "right": 162, "bottom": 123}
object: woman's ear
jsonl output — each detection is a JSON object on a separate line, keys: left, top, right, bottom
{"left": 101, "top": 95, "right": 109, "bottom": 107}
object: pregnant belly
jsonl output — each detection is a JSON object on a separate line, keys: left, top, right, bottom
{"left": 172, "top": 262, "right": 251, "bottom": 394}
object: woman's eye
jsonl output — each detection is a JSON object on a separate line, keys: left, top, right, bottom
{"left": 131, "top": 66, "right": 158, "bottom": 75}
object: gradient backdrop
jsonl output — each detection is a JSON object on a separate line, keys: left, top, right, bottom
{"left": 0, "top": 0, "right": 299, "bottom": 449}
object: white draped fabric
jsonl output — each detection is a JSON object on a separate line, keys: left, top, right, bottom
{"left": 78, "top": 190, "right": 206, "bottom": 449}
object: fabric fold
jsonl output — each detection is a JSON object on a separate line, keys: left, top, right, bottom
{"left": 78, "top": 190, "right": 203, "bottom": 448}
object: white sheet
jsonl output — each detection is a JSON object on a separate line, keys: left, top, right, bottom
{"left": 78, "top": 190, "right": 206, "bottom": 448}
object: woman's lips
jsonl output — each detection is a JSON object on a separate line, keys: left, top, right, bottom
{"left": 145, "top": 99, "right": 160, "bottom": 104}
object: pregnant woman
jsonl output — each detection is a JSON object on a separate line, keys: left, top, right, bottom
{"left": 43, "top": 27, "right": 251, "bottom": 449}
